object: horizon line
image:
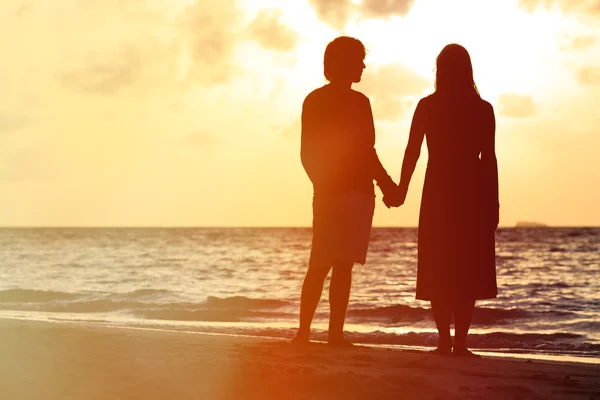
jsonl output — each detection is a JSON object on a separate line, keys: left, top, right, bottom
{"left": 0, "top": 225, "right": 598, "bottom": 229}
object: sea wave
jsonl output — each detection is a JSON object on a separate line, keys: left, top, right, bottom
{"left": 134, "top": 324, "right": 600, "bottom": 358}
{"left": 0, "top": 289, "right": 79, "bottom": 303}
{"left": 136, "top": 308, "right": 294, "bottom": 322}
{"left": 0, "top": 290, "right": 581, "bottom": 327}
{"left": 201, "top": 296, "right": 292, "bottom": 310}
{"left": 347, "top": 305, "right": 563, "bottom": 326}
{"left": 0, "top": 291, "right": 294, "bottom": 316}
{"left": 115, "top": 289, "right": 174, "bottom": 299}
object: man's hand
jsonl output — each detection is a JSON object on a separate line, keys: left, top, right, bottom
{"left": 382, "top": 186, "right": 406, "bottom": 208}
{"left": 382, "top": 194, "right": 395, "bottom": 208}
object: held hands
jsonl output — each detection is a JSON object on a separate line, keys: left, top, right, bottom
{"left": 382, "top": 185, "right": 406, "bottom": 208}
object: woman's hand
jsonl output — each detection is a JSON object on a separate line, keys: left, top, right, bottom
{"left": 383, "top": 186, "right": 406, "bottom": 208}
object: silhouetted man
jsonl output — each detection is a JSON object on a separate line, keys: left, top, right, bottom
{"left": 292, "top": 36, "right": 396, "bottom": 347}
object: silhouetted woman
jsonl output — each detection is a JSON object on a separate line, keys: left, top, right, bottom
{"left": 293, "top": 36, "right": 396, "bottom": 347}
{"left": 393, "top": 44, "right": 499, "bottom": 357}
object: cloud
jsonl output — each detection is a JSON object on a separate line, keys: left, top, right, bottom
{"left": 361, "top": 0, "right": 416, "bottom": 18}
{"left": 357, "top": 64, "right": 430, "bottom": 121}
{"left": 0, "top": 143, "right": 60, "bottom": 183}
{"left": 519, "top": 0, "right": 555, "bottom": 11}
{"left": 27, "top": 1, "right": 172, "bottom": 96}
{"left": 16, "top": 3, "right": 29, "bottom": 19}
{"left": 280, "top": 119, "right": 300, "bottom": 137}
{"left": 184, "top": 0, "right": 242, "bottom": 85}
{"left": 497, "top": 93, "right": 536, "bottom": 118}
{"left": 558, "top": 35, "right": 596, "bottom": 50}
{"left": 281, "top": 64, "right": 427, "bottom": 129}
{"left": 519, "top": 0, "right": 600, "bottom": 13}
{"left": 60, "top": 47, "right": 141, "bottom": 95}
{"left": 308, "top": 0, "right": 351, "bottom": 30}
{"left": 181, "top": 130, "right": 217, "bottom": 147}
{"left": 308, "top": 0, "right": 416, "bottom": 29}
{"left": 247, "top": 9, "right": 298, "bottom": 51}
{"left": 578, "top": 66, "right": 600, "bottom": 85}
{"left": 569, "top": 35, "right": 596, "bottom": 49}
{"left": 359, "top": 64, "right": 429, "bottom": 95}
{"left": 50, "top": 0, "right": 244, "bottom": 95}
{"left": 0, "top": 113, "right": 32, "bottom": 134}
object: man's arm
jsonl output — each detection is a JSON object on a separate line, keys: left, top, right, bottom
{"left": 364, "top": 98, "right": 396, "bottom": 194}
{"left": 300, "top": 96, "right": 322, "bottom": 186}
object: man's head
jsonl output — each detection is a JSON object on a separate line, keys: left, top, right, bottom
{"left": 323, "top": 36, "right": 366, "bottom": 84}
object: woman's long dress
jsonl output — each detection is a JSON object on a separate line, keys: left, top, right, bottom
{"left": 416, "top": 93, "right": 498, "bottom": 301}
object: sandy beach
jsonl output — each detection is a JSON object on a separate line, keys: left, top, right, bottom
{"left": 0, "top": 319, "right": 598, "bottom": 400}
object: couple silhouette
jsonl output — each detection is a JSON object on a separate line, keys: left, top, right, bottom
{"left": 292, "top": 37, "right": 499, "bottom": 358}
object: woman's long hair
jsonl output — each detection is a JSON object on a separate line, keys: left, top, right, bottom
{"left": 434, "top": 44, "right": 480, "bottom": 98}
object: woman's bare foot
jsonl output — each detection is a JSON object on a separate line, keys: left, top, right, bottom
{"left": 429, "top": 345, "right": 452, "bottom": 356}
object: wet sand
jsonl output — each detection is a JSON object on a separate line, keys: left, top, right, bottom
{"left": 0, "top": 319, "right": 598, "bottom": 399}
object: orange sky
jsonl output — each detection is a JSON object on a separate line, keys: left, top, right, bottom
{"left": 1, "top": 0, "right": 600, "bottom": 227}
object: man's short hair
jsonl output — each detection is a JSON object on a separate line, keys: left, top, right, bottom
{"left": 323, "top": 36, "right": 366, "bottom": 82}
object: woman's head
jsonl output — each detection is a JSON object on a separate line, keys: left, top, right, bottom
{"left": 435, "top": 44, "right": 480, "bottom": 97}
{"left": 324, "top": 36, "right": 366, "bottom": 83}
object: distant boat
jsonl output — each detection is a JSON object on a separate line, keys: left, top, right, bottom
{"left": 515, "top": 221, "right": 548, "bottom": 227}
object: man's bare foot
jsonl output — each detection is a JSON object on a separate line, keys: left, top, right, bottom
{"left": 452, "top": 347, "right": 481, "bottom": 358}
{"left": 290, "top": 334, "right": 311, "bottom": 346}
{"left": 327, "top": 337, "right": 354, "bottom": 348}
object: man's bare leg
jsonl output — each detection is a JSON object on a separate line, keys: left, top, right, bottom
{"left": 328, "top": 260, "right": 354, "bottom": 347}
{"left": 294, "top": 255, "right": 331, "bottom": 343}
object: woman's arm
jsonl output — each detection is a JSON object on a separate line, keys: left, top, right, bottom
{"left": 397, "top": 99, "right": 427, "bottom": 204}
{"left": 481, "top": 102, "right": 499, "bottom": 229}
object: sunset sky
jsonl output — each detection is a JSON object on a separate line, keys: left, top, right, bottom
{"left": 1, "top": 0, "right": 600, "bottom": 227}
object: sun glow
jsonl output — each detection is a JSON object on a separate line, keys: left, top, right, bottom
{"left": 349, "top": 0, "right": 567, "bottom": 101}
{"left": 6, "top": 0, "right": 596, "bottom": 227}
{"left": 260, "top": 0, "right": 569, "bottom": 104}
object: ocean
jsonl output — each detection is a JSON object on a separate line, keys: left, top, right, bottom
{"left": 0, "top": 227, "right": 598, "bottom": 363}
